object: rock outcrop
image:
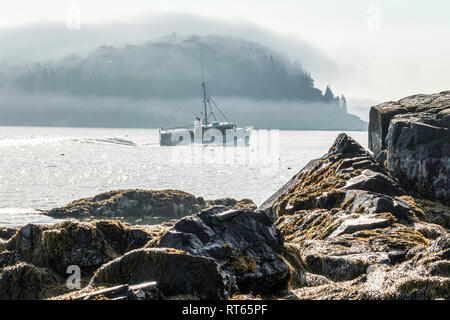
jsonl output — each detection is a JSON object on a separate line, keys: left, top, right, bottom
{"left": 0, "top": 220, "right": 152, "bottom": 277}
{"left": 0, "top": 227, "right": 17, "bottom": 241}
{"left": 0, "top": 262, "right": 61, "bottom": 300}
{"left": 90, "top": 248, "right": 234, "bottom": 300}
{"left": 157, "top": 206, "right": 291, "bottom": 294}
{"left": 286, "top": 234, "right": 450, "bottom": 300}
{"left": 369, "top": 91, "right": 450, "bottom": 205}
{"left": 43, "top": 190, "right": 207, "bottom": 220}
{"left": 42, "top": 189, "right": 256, "bottom": 221}
{"left": 260, "top": 133, "right": 406, "bottom": 219}
{"left": 260, "top": 133, "right": 449, "bottom": 299}
{"left": 206, "top": 198, "right": 257, "bottom": 211}
{"left": 1, "top": 95, "right": 448, "bottom": 300}
{"left": 0, "top": 208, "right": 281, "bottom": 300}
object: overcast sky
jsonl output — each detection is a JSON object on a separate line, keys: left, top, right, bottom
{"left": 1, "top": 0, "right": 449, "bottom": 117}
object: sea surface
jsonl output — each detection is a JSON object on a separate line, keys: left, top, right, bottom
{"left": 0, "top": 127, "right": 368, "bottom": 227}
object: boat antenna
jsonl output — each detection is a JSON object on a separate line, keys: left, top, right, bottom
{"left": 199, "top": 44, "right": 208, "bottom": 125}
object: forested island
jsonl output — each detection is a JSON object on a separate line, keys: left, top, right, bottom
{"left": 0, "top": 34, "right": 366, "bottom": 130}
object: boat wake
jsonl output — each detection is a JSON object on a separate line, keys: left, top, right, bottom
{"left": 75, "top": 137, "right": 137, "bottom": 146}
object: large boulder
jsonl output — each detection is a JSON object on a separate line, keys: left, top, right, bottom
{"left": 260, "top": 133, "right": 406, "bottom": 220}
{"left": 90, "top": 248, "right": 234, "bottom": 300}
{"left": 42, "top": 189, "right": 256, "bottom": 221}
{"left": 43, "top": 189, "right": 207, "bottom": 219}
{"left": 369, "top": 91, "right": 450, "bottom": 204}
{"left": 1, "top": 220, "right": 152, "bottom": 276}
{"left": 0, "top": 262, "right": 61, "bottom": 300}
{"left": 158, "top": 206, "right": 290, "bottom": 294}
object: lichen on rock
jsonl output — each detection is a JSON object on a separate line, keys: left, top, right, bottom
{"left": 43, "top": 189, "right": 208, "bottom": 220}
{"left": 0, "top": 262, "right": 61, "bottom": 300}
{"left": 41, "top": 189, "right": 257, "bottom": 222}
{"left": 259, "top": 132, "right": 449, "bottom": 299}
{"left": 1, "top": 220, "right": 153, "bottom": 277}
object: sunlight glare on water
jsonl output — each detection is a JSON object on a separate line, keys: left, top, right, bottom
{"left": 0, "top": 126, "right": 368, "bottom": 227}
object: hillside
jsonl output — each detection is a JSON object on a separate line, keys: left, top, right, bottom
{"left": 0, "top": 34, "right": 367, "bottom": 130}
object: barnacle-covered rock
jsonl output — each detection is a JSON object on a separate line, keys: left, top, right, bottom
{"left": 2, "top": 220, "right": 152, "bottom": 276}
{"left": 42, "top": 189, "right": 257, "bottom": 221}
{"left": 261, "top": 133, "right": 449, "bottom": 299}
{"left": 0, "top": 262, "right": 61, "bottom": 300}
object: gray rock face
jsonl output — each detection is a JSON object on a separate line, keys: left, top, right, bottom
{"left": 369, "top": 91, "right": 450, "bottom": 204}
{"left": 158, "top": 206, "right": 290, "bottom": 294}
{"left": 343, "top": 169, "right": 405, "bottom": 196}
{"left": 327, "top": 215, "right": 393, "bottom": 239}
{"left": 90, "top": 248, "right": 234, "bottom": 300}
{"left": 369, "top": 105, "right": 409, "bottom": 156}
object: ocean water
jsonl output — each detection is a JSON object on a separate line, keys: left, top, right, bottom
{"left": 0, "top": 126, "right": 368, "bottom": 227}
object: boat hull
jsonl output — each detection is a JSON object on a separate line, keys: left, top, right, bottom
{"left": 160, "top": 126, "right": 252, "bottom": 146}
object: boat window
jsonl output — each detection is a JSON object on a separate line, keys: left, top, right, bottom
{"left": 179, "top": 136, "right": 184, "bottom": 142}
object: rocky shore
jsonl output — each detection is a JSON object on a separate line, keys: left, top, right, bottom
{"left": 0, "top": 91, "right": 448, "bottom": 300}
{"left": 369, "top": 91, "right": 449, "bottom": 205}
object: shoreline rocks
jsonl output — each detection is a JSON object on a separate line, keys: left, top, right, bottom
{"left": 41, "top": 189, "right": 256, "bottom": 221}
{"left": 3, "top": 220, "right": 153, "bottom": 276}
{"left": 90, "top": 248, "right": 234, "bottom": 300}
{"left": 1, "top": 91, "right": 448, "bottom": 300}
{"left": 43, "top": 190, "right": 207, "bottom": 220}
{"left": 0, "top": 262, "right": 61, "bottom": 300}
{"left": 0, "top": 227, "right": 17, "bottom": 242}
{"left": 157, "top": 206, "right": 290, "bottom": 294}
{"left": 260, "top": 132, "right": 449, "bottom": 299}
{"left": 369, "top": 91, "right": 450, "bottom": 205}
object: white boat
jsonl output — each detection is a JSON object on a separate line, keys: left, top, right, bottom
{"left": 159, "top": 78, "right": 252, "bottom": 146}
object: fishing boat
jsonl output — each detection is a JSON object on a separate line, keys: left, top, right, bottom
{"left": 159, "top": 77, "right": 252, "bottom": 146}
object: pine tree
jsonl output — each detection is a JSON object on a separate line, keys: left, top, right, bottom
{"left": 324, "top": 85, "right": 334, "bottom": 102}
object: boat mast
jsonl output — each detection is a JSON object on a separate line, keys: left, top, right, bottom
{"left": 202, "top": 81, "right": 208, "bottom": 125}
{"left": 200, "top": 44, "right": 208, "bottom": 125}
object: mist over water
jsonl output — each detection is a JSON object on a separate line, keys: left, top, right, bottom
{"left": 0, "top": 31, "right": 366, "bottom": 130}
{"left": 0, "top": 89, "right": 366, "bottom": 130}
{"left": 0, "top": 126, "right": 368, "bottom": 227}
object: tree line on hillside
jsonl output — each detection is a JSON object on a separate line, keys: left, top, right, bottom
{"left": 0, "top": 35, "right": 347, "bottom": 113}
